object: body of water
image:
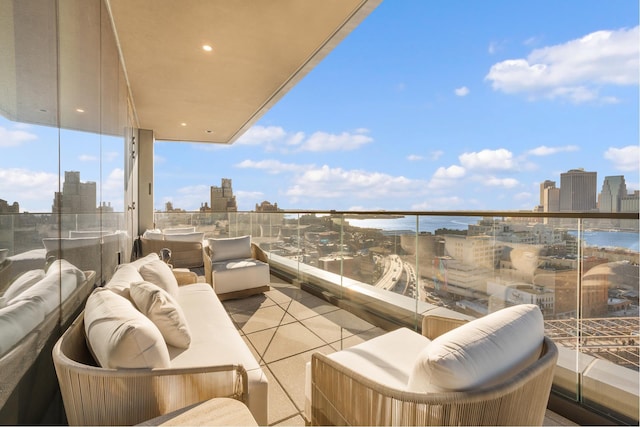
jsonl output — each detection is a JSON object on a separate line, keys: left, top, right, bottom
{"left": 346, "top": 216, "right": 639, "bottom": 252}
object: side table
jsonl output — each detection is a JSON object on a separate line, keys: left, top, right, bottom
{"left": 137, "top": 397, "right": 258, "bottom": 426}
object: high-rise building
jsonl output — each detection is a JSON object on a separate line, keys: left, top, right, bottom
{"left": 52, "top": 171, "right": 97, "bottom": 214}
{"left": 210, "top": 178, "right": 237, "bottom": 212}
{"left": 599, "top": 175, "right": 627, "bottom": 213}
{"left": 539, "top": 180, "right": 556, "bottom": 205}
{"left": 559, "top": 168, "right": 597, "bottom": 212}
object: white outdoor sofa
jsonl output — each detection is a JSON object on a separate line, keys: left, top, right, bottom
{"left": 52, "top": 253, "right": 268, "bottom": 426}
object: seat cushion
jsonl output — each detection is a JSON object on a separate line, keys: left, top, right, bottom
{"left": 407, "top": 304, "right": 544, "bottom": 393}
{"left": 211, "top": 258, "right": 269, "bottom": 295}
{"left": 84, "top": 287, "right": 170, "bottom": 369}
{"left": 208, "top": 236, "right": 251, "bottom": 262}
{"left": 130, "top": 281, "right": 191, "bottom": 349}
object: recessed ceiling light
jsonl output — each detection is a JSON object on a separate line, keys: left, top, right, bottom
{"left": 205, "top": 130, "right": 214, "bottom": 134}
{"left": 180, "top": 122, "right": 187, "bottom": 127}
{"left": 202, "top": 44, "right": 213, "bottom": 52}
{"left": 76, "top": 108, "right": 85, "bottom": 113}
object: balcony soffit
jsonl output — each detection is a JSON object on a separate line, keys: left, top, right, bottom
{"left": 106, "top": 0, "right": 381, "bottom": 144}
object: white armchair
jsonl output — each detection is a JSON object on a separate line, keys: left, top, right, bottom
{"left": 308, "top": 304, "right": 558, "bottom": 426}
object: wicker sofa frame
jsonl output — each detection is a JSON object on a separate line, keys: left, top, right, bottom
{"left": 310, "top": 315, "right": 558, "bottom": 426}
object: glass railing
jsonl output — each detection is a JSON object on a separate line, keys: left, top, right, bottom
{"left": 152, "top": 209, "right": 639, "bottom": 424}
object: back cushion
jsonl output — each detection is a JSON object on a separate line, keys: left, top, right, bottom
{"left": 142, "top": 229, "right": 164, "bottom": 240}
{"left": 8, "top": 260, "right": 84, "bottom": 314}
{"left": 163, "top": 227, "right": 196, "bottom": 235}
{"left": 208, "top": 235, "right": 251, "bottom": 262}
{"left": 84, "top": 287, "right": 170, "bottom": 369}
{"left": 163, "top": 232, "right": 204, "bottom": 243}
{"left": 407, "top": 304, "right": 544, "bottom": 393}
{"left": 105, "top": 264, "right": 144, "bottom": 297}
{"left": 1, "top": 269, "right": 45, "bottom": 304}
{"left": 0, "top": 298, "right": 46, "bottom": 357}
{"left": 139, "top": 259, "right": 179, "bottom": 298}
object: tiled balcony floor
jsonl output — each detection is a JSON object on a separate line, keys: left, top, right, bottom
{"left": 221, "top": 275, "right": 577, "bottom": 426}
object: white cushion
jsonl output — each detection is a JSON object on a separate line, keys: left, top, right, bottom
{"left": 139, "top": 259, "right": 179, "bottom": 298}
{"left": 164, "top": 232, "right": 204, "bottom": 243}
{"left": 84, "top": 287, "right": 170, "bottom": 369}
{"left": 407, "top": 304, "right": 544, "bottom": 393}
{"left": 212, "top": 259, "right": 269, "bottom": 295}
{"left": 130, "top": 281, "right": 191, "bottom": 349}
{"left": 105, "top": 264, "right": 143, "bottom": 297}
{"left": 1, "top": 269, "right": 45, "bottom": 303}
{"left": 42, "top": 236, "right": 101, "bottom": 252}
{"left": 208, "top": 236, "right": 251, "bottom": 262}
{"left": 143, "top": 229, "right": 164, "bottom": 240}
{"left": 0, "top": 298, "right": 46, "bottom": 357}
{"left": 163, "top": 227, "right": 196, "bottom": 235}
{"left": 8, "top": 260, "right": 84, "bottom": 314}
{"left": 129, "top": 252, "right": 160, "bottom": 270}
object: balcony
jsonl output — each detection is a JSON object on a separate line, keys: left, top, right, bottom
{"left": 0, "top": 209, "right": 637, "bottom": 424}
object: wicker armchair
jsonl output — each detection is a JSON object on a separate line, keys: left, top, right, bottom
{"left": 310, "top": 314, "right": 558, "bottom": 426}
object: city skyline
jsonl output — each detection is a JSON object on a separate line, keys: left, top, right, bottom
{"left": 0, "top": 1, "right": 638, "bottom": 213}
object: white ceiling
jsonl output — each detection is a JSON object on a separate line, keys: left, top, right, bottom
{"left": 106, "top": 0, "right": 382, "bottom": 144}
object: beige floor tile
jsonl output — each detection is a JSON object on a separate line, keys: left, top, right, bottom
{"left": 241, "top": 335, "right": 264, "bottom": 365}
{"left": 282, "top": 296, "right": 340, "bottom": 321}
{"left": 265, "top": 289, "right": 294, "bottom": 306}
{"left": 329, "top": 326, "right": 387, "bottom": 351}
{"left": 231, "top": 304, "right": 297, "bottom": 334}
{"left": 247, "top": 322, "right": 328, "bottom": 364}
{"left": 319, "top": 308, "right": 377, "bottom": 336}
{"left": 268, "top": 345, "right": 336, "bottom": 414}
{"left": 223, "top": 293, "right": 276, "bottom": 314}
{"left": 273, "top": 414, "right": 306, "bottom": 426}
{"left": 262, "top": 366, "right": 300, "bottom": 426}
{"left": 300, "top": 313, "right": 355, "bottom": 344}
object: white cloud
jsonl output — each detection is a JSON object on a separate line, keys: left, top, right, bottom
{"left": 285, "top": 165, "right": 427, "bottom": 201}
{"left": 427, "top": 165, "right": 466, "bottom": 189}
{"left": 235, "top": 159, "right": 313, "bottom": 174}
{"left": 160, "top": 184, "right": 209, "bottom": 211}
{"left": 485, "top": 176, "right": 520, "bottom": 188}
{"left": 99, "top": 168, "right": 124, "bottom": 211}
{"left": 0, "top": 168, "right": 58, "bottom": 211}
{"left": 486, "top": 26, "right": 639, "bottom": 103}
{"left": 429, "top": 150, "right": 444, "bottom": 161}
{"left": 236, "top": 125, "right": 287, "bottom": 145}
{"left": 79, "top": 154, "right": 98, "bottom": 162}
{"left": 459, "top": 148, "right": 515, "bottom": 171}
{"left": 527, "top": 145, "right": 579, "bottom": 156}
{"left": 298, "top": 130, "right": 373, "bottom": 152}
{"left": 454, "top": 86, "right": 470, "bottom": 97}
{"left": 514, "top": 192, "right": 533, "bottom": 201}
{"left": 407, "top": 154, "right": 423, "bottom": 161}
{"left": 604, "top": 145, "right": 640, "bottom": 171}
{"left": 0, "top": 126, "right": 38, "bottom": 147}
{"left": 412, "top": 196, "right": 464, "bottom": 210}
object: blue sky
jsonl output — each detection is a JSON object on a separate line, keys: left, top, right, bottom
{"left": 1, "top": 0, "right": 639, "bottom": 213}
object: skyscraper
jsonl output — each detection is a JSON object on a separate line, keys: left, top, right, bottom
{"left": 210, "top": 178, "right": 238, "bottom": 212}
{"left": 599, "top": 175, "right": 627, "bottom": 213}
{"left": 52, "top": 171, "right": 97, "bottom": 214}
{"left": 559, "top": 168, "right": 597, "bottom": 212}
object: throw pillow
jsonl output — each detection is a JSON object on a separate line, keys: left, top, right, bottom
{"left": 130, "top": 281, "right": 191, "bottom": 349}
{"left": 208, "top": 235, "right": 251, "bottom": 262}
{"left": 407, "top": 304, "right": 544, "bottom": 393}
{"left": 139, "top": 259, "right": 179, "bottom": 298}
{"left": 84, "top": 287, "right": 170, "bottom": 369}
